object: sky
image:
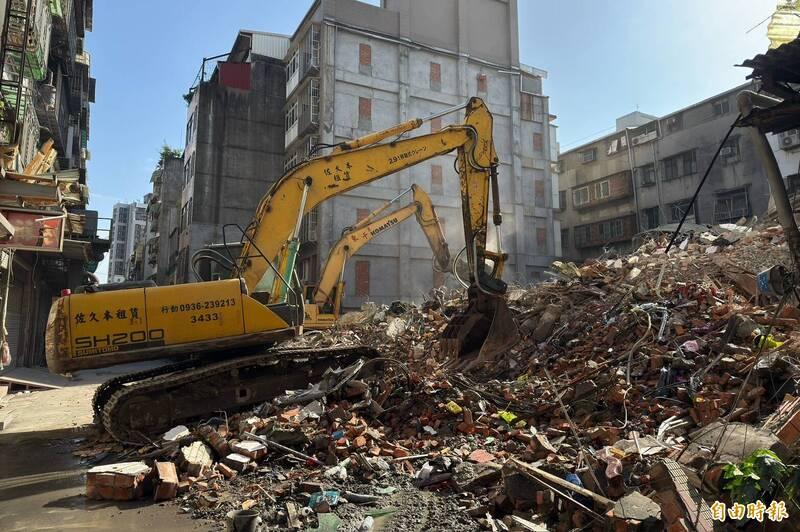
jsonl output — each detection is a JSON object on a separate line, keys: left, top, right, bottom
{"left": 85, "top": 0, "right": 774, "bottom": 280}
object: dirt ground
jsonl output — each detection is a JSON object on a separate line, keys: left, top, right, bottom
{"left": 0, "top": 363, "right": 213, "bottom": 532}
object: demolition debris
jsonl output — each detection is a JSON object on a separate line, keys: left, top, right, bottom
{"left": 74, "top": 221, "right": 800, "bottom": 530}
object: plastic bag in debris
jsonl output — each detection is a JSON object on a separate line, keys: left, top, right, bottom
{"left": 596, "top": 447, "right": 623, "bottom": 478}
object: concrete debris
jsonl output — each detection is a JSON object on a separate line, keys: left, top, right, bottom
{"left": 72, "top": 222, "right": 800, "bottom": 529}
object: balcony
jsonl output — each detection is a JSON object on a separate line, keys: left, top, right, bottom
{"left": 285, "top": 120, "right": 298, "bottom": 148}
{"left": 284, "top": 79, "right": 319, "bottom": 149}
{"left": 75, "top": 49, "right": 90, "bottom": 67}
{"left": 285, "top": 24, "right": 320, "bottom": 98}
{"left": 573, "top": 170, "right": 632, "bottom": 211}
{"left": 574, "top": 214, "right": 637, "bottom": 249}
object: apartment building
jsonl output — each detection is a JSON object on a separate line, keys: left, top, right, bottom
{"left": 558, "top": 82, "right": 784, "bottom": 261}
{"left": 107, "top": 200, "right": 146, "bottom": 282}
{"left": 176, "top": 30, "right": 289, "bottom": 283}
{"left": 0, "top": 0, "right": 105, "bottom": 368}
{"left": 283, "top": 0, "right": 559, "bottom": 308}
{"left": 140, "top": 153, "right": 182, "bottom": 284}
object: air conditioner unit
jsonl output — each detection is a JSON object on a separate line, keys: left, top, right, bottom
{"left": 782, "top": 134, "right": 800, "bottom": 149}
{"left": 720, "top": 146, "right": 735, "bottom": 157}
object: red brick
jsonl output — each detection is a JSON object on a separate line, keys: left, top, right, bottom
{"left": 477, "top": 73, "right": 487, "bottom": 93}
{"left": 430, "top": 62, "right": 441, "bottom": 84}
{"left": 358, "top": 97, "right": 371, "bottom": 121}
{"left": 359, "top": 43, "right": 371, "bottom": 66}
{"left": 153, "top": 462, "right": 178, "bottom": 501}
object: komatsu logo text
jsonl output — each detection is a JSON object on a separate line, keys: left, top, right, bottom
{"left": 369, "top": 217, "right": 399, "bottom": 237}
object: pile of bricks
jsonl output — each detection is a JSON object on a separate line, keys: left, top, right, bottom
{"left": 81, "top": 224, "right": 800, "bottom": 530}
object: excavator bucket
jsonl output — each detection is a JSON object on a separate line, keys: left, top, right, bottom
{"left": 440, "top": 287, "right": 520, "bottom": 366}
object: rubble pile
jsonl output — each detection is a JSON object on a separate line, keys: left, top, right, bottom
{"left": 78, "top": 223, "right": 800, "bottom": 530}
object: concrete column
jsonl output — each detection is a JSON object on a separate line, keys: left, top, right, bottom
{"left": 397, "top": 44, "right": 412, "bottom": 299}
{"left": 320, "top": 23, "right": 338, "bottom": 262}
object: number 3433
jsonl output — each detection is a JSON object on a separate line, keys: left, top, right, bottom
{"left": 190, "top": 312, "right": 220, "bottom": 323}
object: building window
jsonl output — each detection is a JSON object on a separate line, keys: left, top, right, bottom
{"left": 533, "top": 96, "right": 544, "bottom": 122}
{"left": 581, "top": 148, "right": 596, "bottom": 163}
{"left": 663, "top": 150, "right": 696, "bottom": 180}
{"left": 359, "top": 43, "right": 372, "bottom": 76}
{"left": 712, "top": 98, "right": 730, "bottom": 116}
{"left": 714, "top": 188, "right": 750, "bottom": 223}
{"left": 135, "top": 210, "right": 146, "bottom": 221}
{"left": 638, "top": 163, "right": 656, "bottom": 186}
{"left": 115, "top": 243, "right": 125, "bottom": 257}
{"left": 285, "top": 101, "right": 298, "bottom": 132}
{"left": 287, "top": 50, "right": 299, "bottom": 79}
{"left": 431, "top": 165, "right": 443, "bottom": 195}
{"left": 300, "top": 207, "right": 318, "bottom": 243}
{"left": 429, "top": 62, "right": 441, "bottom": 91}
{"left": 359, "top": 43, "right": 371, "bottom": 66}
{"left": 664, "top": 114, "right": 682, "bottom": 134}
{"left": 521, "top": 74, "right": 541, "bottom": 94}
{"left": 535, "top": 179, "right": 545, "bottom": 207}
{"left": 536, "top": 227, "right": 547, "bottom": 249}
{"left": 721, "top": 136, "right": 740, "bottom": 162}
{"left": 642, "top": 206, "right": 660, "bottom": 229}
{"left": 560, "top": 228, "right": 569, "bottom": 249}
{"left": 558, "top": 190, "right": 566, "bottom": 211}
{"left": 521, "top": 93, "right": 533, "bottom": 121}
{"left": 358, "top": 97, "right": 371, "bottom": 129}
{"left": 355, "top": 260, "right": 370, "bottom": 296}
{"left": 116, "top": 225, "right": 126, "bottom": 239}
{"left": 670, "top": 199, "right": 695, "bottom": 223}
{"left": 594, "top": 180, "right": 610, "bottom": 200}
{"left": 608, "top": 134, "right": 628, "bottom": 155}
{"left": 574, "top": 225, "right": 590, "bottom": 247}
{"left": 598, "top": 218, "right": 624, "bottom": 241}
{"left": 533, "top": 132, "right": 543, "bottom": 152}
{"left": 284, "top": 152, "right": 299, "bottom": 172}
{"left": 477, "top": 73, "right": 487, "bottom": 93}
{"left": 118, "top": 207, "right": 129, "bottom": 221}
{"left": 430, "top": 116, "right": 442, "bottom": 133}
{"left": 186, "top": 111, "right": 196, "bottom": 146}
{"left": 573, "top": 186, "right": 589, "bottom": 207}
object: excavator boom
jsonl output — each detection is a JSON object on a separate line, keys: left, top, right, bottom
{"left": 306, "top": 184, "right": 450, "bottom": 328}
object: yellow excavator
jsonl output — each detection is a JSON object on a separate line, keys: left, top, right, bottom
{"left": 45, "top": 97, "right": 519, "bottom": 442}
{"left": 304, "top": 183, "right": 450, "bottom": 329}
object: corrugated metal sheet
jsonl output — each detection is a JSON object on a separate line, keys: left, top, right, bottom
{"left": 249, "top": 32, "right": 290, "bottom": 60}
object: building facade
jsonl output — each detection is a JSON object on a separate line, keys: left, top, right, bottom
{"left": 176, "top": 30, "right": 289, "bottom": 284}
{"left": 0, "top": 0, "right": 105, "bottom": 368}
{"left": 283, "top": 0, "right": 559, "bottom": 308}
{"left": 107, "top": 200, "right": 146, "bottom": 282}
{"left": 557, "top": 82, "right": 785, "bottom": 261}
{"left": 140, "top": 153, "right": 182, "bottom": 285}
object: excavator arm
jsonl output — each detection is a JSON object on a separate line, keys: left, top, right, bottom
{"left": 236, "top": 98, "right": 499, "bottom": 303}
{"left": 310, "top": 184, "right": 450, "bottom": 321}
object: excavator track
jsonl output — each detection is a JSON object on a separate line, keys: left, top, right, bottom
{"left": 95, "top": 346, "right": 378, "bottom": 444}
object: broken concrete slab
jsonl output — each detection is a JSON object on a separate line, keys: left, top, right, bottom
{"left": 178, "top": 441, "right": 213, "bottom": 476}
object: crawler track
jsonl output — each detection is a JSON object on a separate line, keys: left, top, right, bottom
{"left": 93, "top": 346, "right": 378, "bottom": 443}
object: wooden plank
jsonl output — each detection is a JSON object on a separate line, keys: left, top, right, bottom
{"left": 0, "top": 367, "right": 67, "bottom": 389}
{"left": 506, "top": 458, "right": 614, "bottom": 509}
